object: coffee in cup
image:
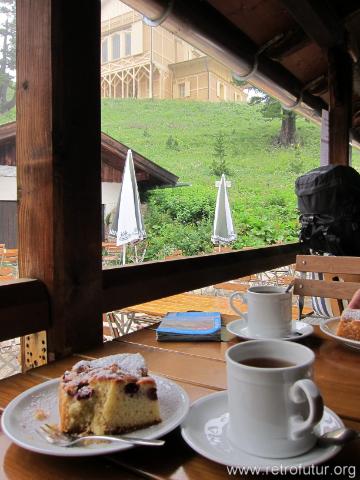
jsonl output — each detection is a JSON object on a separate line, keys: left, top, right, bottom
{"left": 229, "top": 285, "right": 292, "bottom": 338}
{"left": 226, "top": 340, "right": 324, "bottom": 458}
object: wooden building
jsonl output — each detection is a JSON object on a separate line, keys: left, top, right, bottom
{"left": 0, "top": 122, "right": 178, "bottom": 247}
{"left": 101, "top": 0, "right": 247, "bottom": 101}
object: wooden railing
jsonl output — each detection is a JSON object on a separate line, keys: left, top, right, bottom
{"left": 0, "top": 242, "right": 301, "bottom": 342}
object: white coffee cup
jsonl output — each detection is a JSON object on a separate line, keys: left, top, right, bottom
{"left": 226, "top": 340, "right": 324, "bottom": 458}
{"left": 229, "top": 285, "right": 292, "bottom": 338}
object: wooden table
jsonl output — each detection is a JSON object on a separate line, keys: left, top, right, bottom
{"left": 124, "top": 292, "right": 310, "bottom": 323}
{"left": 0, "top": 323, "right": 359, "bottom": 479}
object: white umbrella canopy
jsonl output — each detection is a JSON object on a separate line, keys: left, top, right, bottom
{"left": 109, "top": 149, "right": 146, "bottom": 263}
{"left": 211, "top": 174, "right": 237, "bottom": 247}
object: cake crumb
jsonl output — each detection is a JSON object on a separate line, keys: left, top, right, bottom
{"left": 34, "top": 408, "right": 49, "bottom": 421}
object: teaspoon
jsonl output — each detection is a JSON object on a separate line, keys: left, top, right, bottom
{"left": 317, "top": 427, "right": 360, "bottom": 446}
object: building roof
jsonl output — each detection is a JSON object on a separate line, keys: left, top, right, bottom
{"left": 0, "top": 122, "right": 178, "bottom": 188}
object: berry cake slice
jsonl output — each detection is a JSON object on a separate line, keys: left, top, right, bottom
{"left": 59, "top": 353, "right": 161, "bottom": 435}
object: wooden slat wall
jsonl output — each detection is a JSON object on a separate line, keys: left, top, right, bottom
{"left": 16, "top": 0, "right": 103, "bottom": 359}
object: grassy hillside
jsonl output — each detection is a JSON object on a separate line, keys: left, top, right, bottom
{"left": 2, "top": 99, "right": 359, "bottom": 259}
{"left": 101, "top": 99, "right": 360, "bottom": 258}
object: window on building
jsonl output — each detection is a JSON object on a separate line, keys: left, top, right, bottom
{"left": 112, "top": 34, "right": 120, "bottom": 60}
{"left": 178, "top": 81, "right": 190, "bottom": 98}
{"left": 178, "top": 83, "right": 185, "bottom": 98}
{"left": 125, "top": 31, "right": 131, "bottom": 56}
{"left": 101, "top": 38, "right": 108, "bottom": 63}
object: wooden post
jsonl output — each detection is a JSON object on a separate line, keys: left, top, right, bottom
{"left": 17, "top": 0, "right": 103, "bottom": 359}
{"left": 328, "top": 48, "right": 352, "bottom": 165}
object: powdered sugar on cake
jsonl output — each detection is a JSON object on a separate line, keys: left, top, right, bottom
{"left": 72, "top": 353, "right": 147, "bottom": 376}
{"left": 341, "top": 308, "right": 360, "bottom": 321}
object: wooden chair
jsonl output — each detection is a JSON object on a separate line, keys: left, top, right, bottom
{"left": 294, "top": 255, "right": 360, "bottom": 320}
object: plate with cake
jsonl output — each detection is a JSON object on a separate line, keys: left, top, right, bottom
{"left": 320, "top": 310, "right": 360, "bottom": 351}
{"left": 1, "top": 353, "right": 190, "bottom": 456}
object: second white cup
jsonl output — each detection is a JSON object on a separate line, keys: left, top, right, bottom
{"left": 229, "top": 285, "right": 292, "bottom": 338}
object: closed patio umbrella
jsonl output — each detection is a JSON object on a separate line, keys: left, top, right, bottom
{"left": 211, "top": 174, "right": 237, "bottom": 249}
{"left": 109, "top": 149, "right": 146, "bottom": 264}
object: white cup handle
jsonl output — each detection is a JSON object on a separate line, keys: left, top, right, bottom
{"left": 289, "top": 379, "right": 324, "bottom": 440}
{"left": 229, "top": 292, "right": 247, "bottom": 322}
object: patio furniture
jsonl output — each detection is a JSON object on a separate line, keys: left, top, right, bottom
{"left": 294, "top": 255, "right": 360, "bottom": 320}
{"left": 0, "top": 321, "right": 359, "bottom": 479}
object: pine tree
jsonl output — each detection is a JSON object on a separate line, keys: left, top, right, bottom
{"left": 250, "top": 91, "right": 297, "bottom": 147}
{"left": 211, "top": 132, "right": 230, "bottom": 175}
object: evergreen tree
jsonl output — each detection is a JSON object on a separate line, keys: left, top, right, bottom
{"left": 250, "top": 90, "right": 297, "bottom": 147}
{"left": 211, "top": 132, "right": 230, "bottom": 176}
{"left": 0, "top": 0, "right": 16, "bottom": 114}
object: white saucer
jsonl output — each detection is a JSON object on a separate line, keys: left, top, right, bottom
{"left": 1, "top": 375, "right": 189, "bottom": 457}
{"left": 181, "top": 391, "right": 343, "bottom": 471}
{"left": 320, "top": 317, "right": 360, "bottom": 351}
{"left": 226, "top": 319, "right": 313, "bottom": 341}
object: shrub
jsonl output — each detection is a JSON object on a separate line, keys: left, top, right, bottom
{"left": 166, "top": 135, "right": 180, "bottom": 150}
{"left": 211, "top": 132, "right": 231, "bottom": 176}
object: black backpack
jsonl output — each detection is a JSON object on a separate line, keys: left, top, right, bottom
{"left": 295, "top": 165, "right": 360, "bottom": 255}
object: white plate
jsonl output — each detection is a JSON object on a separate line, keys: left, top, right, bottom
{"left": 226, "top": 319, "right": 313, "bottom": 341}
{"left": 320, "top": 317, "right": 360, "bottom": 351}
{"left": 1, "top": 375, "right": 189, "bottom": 457}
{"left": 181, "top": 391, "right": 343, "bottom": 471}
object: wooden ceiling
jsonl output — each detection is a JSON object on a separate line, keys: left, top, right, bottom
{"left": 126, "top": 0, "right": 360, "bottom": 143}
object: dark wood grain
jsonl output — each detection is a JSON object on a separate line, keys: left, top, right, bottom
{"left": 102, "top": 243, "right": 300, "bottom": 312}
{"left": 0, "top": 279, "right": 50, "bottom": 341}
{"left": 16, "top": 0, "right": 103, "bottom": 359}
{"left": 328, "top": 47, "right": 352, "bottom": 166}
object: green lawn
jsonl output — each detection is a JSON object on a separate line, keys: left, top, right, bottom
{"left": 101, "top": 99, "right": 360, "bottom": 258}
{"left": 2, "top": 99, "right": 359, "bottom": 259}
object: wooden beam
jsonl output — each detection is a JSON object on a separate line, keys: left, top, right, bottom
{"left": 0, "top": 280, "right": 50, "bottom": 342}
{"left": 328, "top": 48, "right": 352, "bottom": 165}
{"left": 102, "top": 243, "right": 300, "bottom": 312}
{"left": 17, "top": 0, "right": 103, "bottom": 358}
{"left": 281, "top": 0, "right": 345, "bottom": 48}
{"left": 0, "top": 243, "right": 300, "bottom": 341}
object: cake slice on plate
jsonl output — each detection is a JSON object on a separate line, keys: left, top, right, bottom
{"left": 336, "top": 308, "right": 360, "bottom": 341}
{"left": 59, "top": 353, "right": 161, "bottom": 435}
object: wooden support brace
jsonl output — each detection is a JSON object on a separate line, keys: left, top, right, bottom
{"left": 328, "top": 47, "right": 352, "bottom": 165}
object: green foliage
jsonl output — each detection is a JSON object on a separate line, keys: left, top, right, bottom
{"left": 98, "top": 99, "right": 360, "bottom": 260}
{"left": 143, "top": 186, "right": 215, "bottom": 259}
{"left": 211, "top": 131, "right": 230, "bottom": 176}
{"left": 288, "top": 144, "right": 304, "bottom": 174}
{"left": 166, "top": 134, "right": 180, "bottom": 150}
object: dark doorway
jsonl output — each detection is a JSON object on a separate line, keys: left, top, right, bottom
{"left": 0, "top": 201, "right": 17, "bottom": 248}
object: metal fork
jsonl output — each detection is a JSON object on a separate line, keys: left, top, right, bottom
{"left": 37, "top": 423, "right": 165, "bottom": 447}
